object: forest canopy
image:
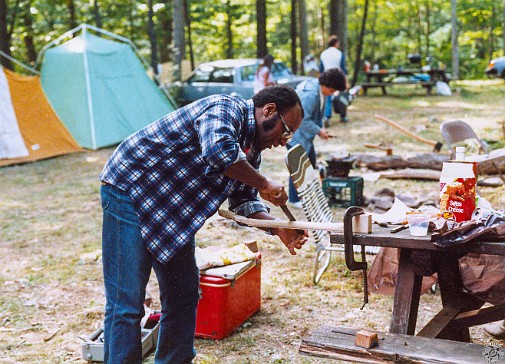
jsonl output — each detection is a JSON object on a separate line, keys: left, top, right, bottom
{"left": 0, "top": 0, "right": 504, "bottom": 81}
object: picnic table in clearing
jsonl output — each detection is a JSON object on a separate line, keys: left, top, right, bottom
{"left": 300, "top": 224, "right": 505, "bottom": 363}
{"left": 361, "top": 68, "right": 450, "bottom": 95}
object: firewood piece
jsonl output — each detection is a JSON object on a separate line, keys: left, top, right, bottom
{"left": 380, "top": 168, "right": 441, "bottom": 180}
{"left": 354, "top": 330, "right": 379, "bottom": 349}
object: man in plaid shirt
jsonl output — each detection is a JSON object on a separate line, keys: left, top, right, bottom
{"left": 100, "top": 85, "right": 308, "bottom": 363}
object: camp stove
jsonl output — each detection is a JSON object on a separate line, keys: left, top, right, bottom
{"left": 325, "top": 155, "right": 356, "bottom": 178}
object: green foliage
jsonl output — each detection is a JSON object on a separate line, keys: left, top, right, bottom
{"left": 1, "top": 0, "right": 504, "bottom": 79}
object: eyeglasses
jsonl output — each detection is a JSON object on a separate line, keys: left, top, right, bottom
{"left": 278, "top": 113, "right": 294, "bottom": 140}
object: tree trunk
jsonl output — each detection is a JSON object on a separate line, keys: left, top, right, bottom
{"left": 93, "top": 0, "right": 102, "bottom": 29}
{"left": 158, "top": 0, "right": 173, "bottom": 64}
{"left": 256, "top": 0, "right": 267, "bottom": 58}
{"left": 489, "top": 2, "right": 496, "bottom": 61}
{"left": 450, "top": 0, "right": 459, "bottom": 79}
{"left": 67, "top": 0, "right": 77, "bottom": 31}
{"left": 0, "top": 0, "right": 12, "bottom": 69}
{"left": 415, "top": 1, "right": 423, "bottom": 57}
{"left": 425, "top": 0, "right": 430, "bottom": 57}
{"left": 226, "top": 0, "right": 233, "bottom": 59}
{"left": 298, "top": 0, "right": 309, "bottom": 74}
{"left": 329, "top": 0, "right": 337, "bottom": 35}
{"left": 351, "top": 0, "right": 369, "bottom": 87}
{"left": 290, "top": 0, "right": 297, "bottom": 74}
{"left": 22, "top": 0, "right": 37, "bottom": 64}
{"left": 336, "top": 0, "right": 347, "bottom": 53}
{"left": 183, "top": 0, "right": 194, "bottom": 70}
{"left": 148, "top": 0, "right": 159, "bottom": 76}
{"left": 172, "top": 0, "right": 185, "bottom": 81}
{"left": 503, "top": 0, "right": 505, "bottom": 54}
{"left": 369, "top": 1, "right": 377, "bottom": 63}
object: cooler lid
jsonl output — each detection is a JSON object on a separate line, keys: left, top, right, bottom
{"left": 200, "top": 259, "right": 257, "bottom": 280}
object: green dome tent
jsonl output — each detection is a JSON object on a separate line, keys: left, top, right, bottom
{"left": 39, "top": 24, "right": 176, "bottom": 150}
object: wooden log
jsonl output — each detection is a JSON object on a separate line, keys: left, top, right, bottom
{"left": 379, "top": 168, "right": 441, "bottom": 180}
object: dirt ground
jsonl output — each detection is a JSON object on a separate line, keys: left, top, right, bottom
{"left": 1, "top": 80, "right": 505, "bottom": 363}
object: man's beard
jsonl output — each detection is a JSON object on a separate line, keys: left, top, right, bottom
{"left": 252, "top": 113, "right": 280, "bottom": 151}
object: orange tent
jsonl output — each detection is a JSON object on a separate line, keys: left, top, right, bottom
{"left": 0, "top": 66, "right": 82, "bottom": 167}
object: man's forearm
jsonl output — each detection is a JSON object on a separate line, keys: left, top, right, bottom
{"left": 223, "top": 160, "right": 269, "bottom": 191}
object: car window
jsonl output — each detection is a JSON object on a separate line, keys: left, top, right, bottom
{"left": 187, "top": 67, "right": 212, "bottom": 83}
{"left": 209, "top": 68, "right": 234, "bottom": 83}
{"left": 272, "top": 62, "right": 294, "bottom": 78}
{"left": 241, "top": 65, "right": 257, "bottom": 82}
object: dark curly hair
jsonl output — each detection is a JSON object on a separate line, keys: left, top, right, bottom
{"left": 318, "top": 68, "right": 346, "bottom": 91}
{"left": 252, "top": 84, "right": 302, "bottom": 116}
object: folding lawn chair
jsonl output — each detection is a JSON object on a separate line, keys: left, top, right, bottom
{"left": 440, "top": 120, "right": 505, "bottom": 181}
{"left": 285, "top": 144, "right": 379, "bottom": 284}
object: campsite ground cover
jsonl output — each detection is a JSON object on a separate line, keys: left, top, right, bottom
{"left": 1, "top": 80, "right": 505, "bottom": 363}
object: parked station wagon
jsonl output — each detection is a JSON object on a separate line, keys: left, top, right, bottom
{"left": 177, "top": 59, "right": 314, "bottom": 105}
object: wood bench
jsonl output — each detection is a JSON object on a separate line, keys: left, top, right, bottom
{"left": 361, "top": 81, "right": 436, "bottom": 95}
{"left": 299, "top": 326, "right": 492, "bottom": 364}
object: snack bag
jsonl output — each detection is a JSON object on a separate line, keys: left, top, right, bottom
{"left": 439, "top": 162, "right": 476, "bottom": 222}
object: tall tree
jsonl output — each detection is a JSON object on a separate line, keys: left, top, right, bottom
{"left": 22, "top": 0, "right": 36, "bottom": 64}
{"left": 256, "top": 0, "right": 267, "bottom": 58}
{"left": 67, "top": 0, "right": 77, "bottom": 30}
{"left": 291, "top": 0, "right": 297, "bottom": 73}
{"left": 92, "top": 0, "right": 102, "bottom": 29}
{"left": 328, "top": 0, "right": 348, "bottom": 58}
{"left": 351, "top": 0, "right": 369, "bottom": 87}
{"left": 158, "top": 1, "right": 173, "bottom": 64}
{"left": 451, "top": 0, "right": 459, "bottom": 79}
{"left": 173, "top": 0, "right": 185, "bottom": 81}
{"left": 425, "top": 0, "right": 431, "bottom": 57}
{"left": 0, "top": 0, "right": 10, "bottom": 68}
{"left": 298, "top": 0, "right": 309, "bottom": 74}
{"left": 225, "top": 0, "right": 233, "bottom": 59}
{"left": 148, "top": 0, "right": 159, "bottom": 75}
{"left": 503, "top": 0, "right": 505, "bottom": 54}
{"left": 183, "top": 0, "right": 194, "bottom": 70}
{"left": 489, "top": 1, "right": 496, "bottom": 60}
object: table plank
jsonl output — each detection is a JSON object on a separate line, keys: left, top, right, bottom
{"left": 299, "top": 326, "right": 487, "bottom": 364}
{"left": 330, "top": 226, "right": 505, "bottom": 255}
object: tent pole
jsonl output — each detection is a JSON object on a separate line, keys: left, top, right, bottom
{"left": 0, "top": 51, "right": 40, "bottom": 75}
{"left": 81, "top": 26, "right": 97, "bottom": 150}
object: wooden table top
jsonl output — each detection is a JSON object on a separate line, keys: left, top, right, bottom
{"left": 330, "top": 226, "right": 505, "bottom": 255}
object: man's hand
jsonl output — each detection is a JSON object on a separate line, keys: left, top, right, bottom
{"left": 258, "top": 180, "right": 288, "bottom": 206}
{"left": 275, "top": 228, "right": 308, "bottom": 255}
{"left": 318, "top": 128, "right": 331, "bottom": 140}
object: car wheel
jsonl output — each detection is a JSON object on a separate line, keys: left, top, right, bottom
{"left": 502, "top": 70, "right": 505, "bottom": 79}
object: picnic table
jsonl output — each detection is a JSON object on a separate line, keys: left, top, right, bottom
{"left": 361, "top": 68, "right": 450, "bottom": 95}
{"left": 300, "top": 224, "right": 505, "bottom": 363}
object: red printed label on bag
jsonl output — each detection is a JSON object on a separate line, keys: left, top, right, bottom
{"left": 439, "top": 162, "right": 476, "bottom": 222}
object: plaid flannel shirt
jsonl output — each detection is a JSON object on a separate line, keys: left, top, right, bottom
{"left": 100, "top": 95, "right": 269, "bottom": 264}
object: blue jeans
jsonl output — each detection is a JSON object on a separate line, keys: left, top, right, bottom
{"left": 324, "top": 95, "right": 333, "bottom": 119}
{"left": 287, "top": 145, "right": 316, "bottom": 203}
{"left": 101, "top": 184, "right": 199, "bottom": 364}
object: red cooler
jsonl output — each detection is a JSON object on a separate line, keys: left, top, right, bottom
{"left": 195, "top": 256, "right": 261, "bottom": 339}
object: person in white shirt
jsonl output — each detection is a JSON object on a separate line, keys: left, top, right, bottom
{"left": 253, "top": 55, "right": 276, "bottom": 94}
{"left": 319, "top": 35, "right": 349, "bottom": 123}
